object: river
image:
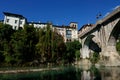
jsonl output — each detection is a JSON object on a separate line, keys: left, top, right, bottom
{"left": 0, "top": 66, "right": 120, "bottom": 80}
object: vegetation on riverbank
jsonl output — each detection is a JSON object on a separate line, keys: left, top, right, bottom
{"left": 116, "top": 38, "right": 120, "bottom": 55}
{"left": 0, "top": 23, "right": 81, "bottom": 67}
{"left": 90, "top": 52, "right": 100, "bottom": 64}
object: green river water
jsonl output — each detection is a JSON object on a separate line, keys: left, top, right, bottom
{"left": 0, "top": 66, "right": 120, "bottom": 80}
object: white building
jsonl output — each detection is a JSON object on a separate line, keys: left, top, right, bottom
{"left": 28, "top": 22, "right": 47, "bottom": 29}
{"left": 3, "top": 12, "right": 26, "bottom": 30}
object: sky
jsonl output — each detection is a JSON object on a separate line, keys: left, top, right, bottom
{"left": 0, "top": 0, "right": 120, "bottom": 29}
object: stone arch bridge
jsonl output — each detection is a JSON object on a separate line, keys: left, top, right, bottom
{"left": 78, "top": 7, "right": 120, "bottom": 66}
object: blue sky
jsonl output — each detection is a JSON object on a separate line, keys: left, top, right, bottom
{"left": 0, "top": 0, "right": 120, "bottom": 29}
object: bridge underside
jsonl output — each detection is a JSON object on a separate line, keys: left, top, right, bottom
{"left": 81, "top": 35, "right": 101, "bottom": 59}
{"left": 100, "top": 19, "right": 120, "bottom": 66}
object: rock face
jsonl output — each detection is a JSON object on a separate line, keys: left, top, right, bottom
{"left": 99, "top": 51, "right": 120, "bottom": 66}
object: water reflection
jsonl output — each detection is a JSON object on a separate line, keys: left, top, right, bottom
{"left": 79, "top": 66, "right": 101, "bottom": 80}
{"left": 0, "top": 66, "right": 120, "bottom": 80}
{"left": 80, "top": 66, "right": 120, "bottom": 80}
{"left": 81, "top": 71, "right": 91, "bottom": 80}
{"left": 100, "top": 67, "right": 120, "bottom": 80}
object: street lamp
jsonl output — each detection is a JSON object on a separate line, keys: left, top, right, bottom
{"left": 96, "top": 12, "right": 102, "bottom": 19}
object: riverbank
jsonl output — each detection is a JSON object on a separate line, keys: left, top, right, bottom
{"left": 0, "top": 67, "right": 61, "bottom": 74}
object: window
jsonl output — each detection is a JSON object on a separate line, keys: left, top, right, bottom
{"left": 66, "top": 35, "right": 71, "bottom": 38}
{"left": 14, "top": 26, "right": 17, "bottom": 30}
{"left": 66, "top": 30, "right": 71, "bottom": 35}
{"left": 66, "top": 30, "right": 71, "bottom": 39}
{"left": 67, "top": 39, "right": 71, "bottom": 42}
{"left": 19, "top": 27, "right": 23, "bottom": 30}
{"left": 15, "top": 20, "right": 18, "bottom": 24}
{"left": 6, "top": 19, "right": 9, "bottom": 23}
{"left": 20, "top": 21, "right": 22, "bottom": 24}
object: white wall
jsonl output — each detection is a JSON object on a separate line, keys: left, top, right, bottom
{"left": 4, "top": 15, "right": 26, "bottom": 29}
{"left": 29, "top": 23, "right": 47, "bottom": 29}
{"left": 72, "top": 29, "right": 78, "bottom": 40}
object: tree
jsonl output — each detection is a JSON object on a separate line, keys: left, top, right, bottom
{"left": 36, "top": 23, "right": 66, "bottom": 64}
{"left": 0, "top": 22, "right": 82, "bottom": 66}
{"left": 10, "top": 24, "right": 38, "bottom": 65}
{"left": 64, "top": 40, "right": 81, "bottom": 63}
{"left": 36, "top": 23, "right": 52, "bottom": 63}
{"left": 116, "top": 38, "right": 120, "bottom": 55}
{"left": 90, "top": 52, "right": 100, "bottom": 64}
{"left": 0, "top": 24, "right": 15, "bottom": 65}
{"left": 10, "top": 29, "right": 26, "bottom": 65}
{"left": 52, "top": 31, "right": 66, "bottom": 63}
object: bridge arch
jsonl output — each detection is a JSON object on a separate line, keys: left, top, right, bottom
{"left": 107, "top": 19, "right": 120, "bottom": 52}
{"left": 81, "top": 34, "right": 101, "bottom": 58}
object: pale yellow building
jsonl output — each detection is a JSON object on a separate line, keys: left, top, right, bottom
{"left": 53, "top": 22, "right": 78, "bottom": 42}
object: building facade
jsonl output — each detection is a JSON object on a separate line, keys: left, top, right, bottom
{"left": 3, "top": 12, "right": 26, "bottom": 30}
{"left": 28, "top": 22, "right": 47, "bottom": 29}
{"left": 53, "top": 22, "right": 78, "bottom": 42}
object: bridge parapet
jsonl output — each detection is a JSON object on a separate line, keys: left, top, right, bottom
{"left": 78, "top": 24, "right": 96, "bottom": 38}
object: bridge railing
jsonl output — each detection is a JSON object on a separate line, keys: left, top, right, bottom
{"left": 78, "top": 24, "right": 97, "bottom": 37}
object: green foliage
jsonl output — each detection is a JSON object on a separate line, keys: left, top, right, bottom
{"left": 90, "top": 52, "right": 100, "bottom": 64}
{"left": 0, "top": 23, "right": 81, "bottom": 66}
{"left": 64, "top": 40, "right": 81, "bottom": 63}
{"left": 75, "top": 50, "right": 80, "bottom": 59}
{"left": 36, "top": 23, "right": 66, "bottom": 63}
{"left": 0, "top": 24, "right": 14, "bottom": 41}
{"left": 0, "top": 24, "right": 38, "bottom": 66}
{"left": 116, "top": 39, "right": 120, "bottom": 55}
{"left": 10, "top": 29, "right": 26, "bottom": 64}
{"left": 0, "top": 24, "right": 15, "bottom": 65}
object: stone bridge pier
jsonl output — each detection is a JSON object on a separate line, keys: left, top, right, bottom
{"left": 99, "top": 18, "right": 120, "bottom": 66}
{"left": 79, "top": 7, "right": 120, "bottom": 66}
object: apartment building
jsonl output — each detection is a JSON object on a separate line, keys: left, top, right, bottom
{"left": 3, "top": 12, "right": 26, "bottom": 30}
{"left": 29, "top": 22, "right": 78, "bottom": 42}
{"left": 53, "top": 22, "right": 78, "bottom": 42}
